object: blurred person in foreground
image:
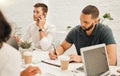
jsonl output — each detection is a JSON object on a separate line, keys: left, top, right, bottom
{"left": 15, "top": 3, "right": 56, "bottom": 51}
{"left": 49, "top": 5, "right": 117, "bottom": 65}
{"left": 0, "top": 10, "right": 41, "bottom": 76}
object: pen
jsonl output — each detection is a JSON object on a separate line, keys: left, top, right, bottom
{"left": 41, "top": 60, "right": 60, "bottom": 67}
{"left": 52, "top": 43, "right": 57, "bottom": 55}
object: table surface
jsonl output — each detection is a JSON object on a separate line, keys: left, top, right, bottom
{"left": 21, "top": 49, "right": 120, "bottom": 76}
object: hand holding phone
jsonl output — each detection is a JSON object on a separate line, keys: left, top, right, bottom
{"left": 37, "top": 14, "right": 46, "bottom": 23}
{"left": 37, "top": 14, "right": 46, "bottom": 28}
{"left": 37, "top": 17, "right": 41, "bottom": 23}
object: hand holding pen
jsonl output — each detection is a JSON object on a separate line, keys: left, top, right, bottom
{"left": 52, "top": 43, "right": 57, "bottom": 55}
{"left": 48, "top": 43, "right": 58, "bottom": 60}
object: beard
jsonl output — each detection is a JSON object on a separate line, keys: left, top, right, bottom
{"left": 83, "top": 23, "right": 94, "bottom": 31}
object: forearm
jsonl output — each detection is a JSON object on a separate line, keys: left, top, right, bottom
{"left": 108, "top": 51, "right": 117, "bottom": 65}
{"left": 109, "top": 57, "right": 117, "bottom": 66}
{"left": 56, "top": 40, "right": 72, "bottom": 55}
{"left": 39, "top": 35, "right": 53, "bottom": 50}
{"left": 38, "top": 17, "right": 45, "bottom": 40}
{"left": 106, "top": 44, "right": 117, "bottom": 65}
{"left": 56, "top": 45, "right": 65, "bottom": 55}
{"left": 39, "top": 31, "right": 45, "bottom": 39}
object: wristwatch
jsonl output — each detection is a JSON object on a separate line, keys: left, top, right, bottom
{"left": 39, "top": 29, "right": 45, "bottom": 32}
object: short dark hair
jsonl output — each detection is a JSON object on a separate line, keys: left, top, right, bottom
{"left": 34, "top": 3, "right": 48, "bottom": 14}
{"left": 0, "top": 10, "right": 11, "bottom": 48}
{"left": 82, "top": 5, "right": 99, "bottom": 19}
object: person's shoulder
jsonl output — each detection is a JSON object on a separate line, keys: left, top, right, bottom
{"left": 48, "top": 24, "right": 55, "bottom": 28}
{"left": 46, "top": 22, "right": 55, "bottom": 27}
{"left": 45, "top": 22, "right": 56, "bottom": 29}
{"left": 70, "top": 25, "right": 80, "bottom": 32}
{"left": 26, "top": 21, "right": 36, "bottom": 30}
{"left": 97, "top": 23, "right": 112, "bottom": 31}
{"left": 67, "top": 25, "right": 80, "bottom": 35}
{"left": 1, "top": 43, "right": 21, "bottom": 59}
{"left": 29, "top": 21, "right": 36, "bottom": 27}
{"left": 1, "top": 43, "right": 19, "bottom": 53}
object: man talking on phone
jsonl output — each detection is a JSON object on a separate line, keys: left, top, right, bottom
{"left": 15, "top": 3, "right": 56, "bottom": 50}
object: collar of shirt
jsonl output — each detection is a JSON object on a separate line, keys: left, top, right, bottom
{"left": 90, "top": 23, "right": 99, "bottom": 36}
{"left": 79, "top": 23, "right": 99, "bottom": 36}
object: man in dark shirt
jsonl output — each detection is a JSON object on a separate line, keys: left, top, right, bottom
{"left": 49, "top": 5, "right": 117, "bottom": 65}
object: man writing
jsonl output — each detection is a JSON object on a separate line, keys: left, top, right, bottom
{"left": 49, "top": 5, "right": 117, "bottom": 65}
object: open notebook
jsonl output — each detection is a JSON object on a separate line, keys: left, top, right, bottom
{"left": 41, "top": 56, "right": 73, "bottom": 68}
{"left": 41, "top": 58, "right": 61, "bottom": 67}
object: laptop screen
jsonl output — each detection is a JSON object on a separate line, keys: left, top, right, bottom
{"left": 7, "top": 37, "right": 19, "bottom": 50}
{"left": 81, "top": 44, "right": 110, "bottom": 76}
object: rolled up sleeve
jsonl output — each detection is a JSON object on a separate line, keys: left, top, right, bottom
{"left": 39, "top": 25, "right": 56, "bottom": 50}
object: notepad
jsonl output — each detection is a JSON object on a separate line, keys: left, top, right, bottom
{"left": 41, "top": 56, "right": 75, "bottom": 68}
{"left": 41, "top": 58, "right": 61, "bottom": 67}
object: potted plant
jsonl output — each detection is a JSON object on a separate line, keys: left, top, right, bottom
{"left": 19, "top": 41, "right": 32, "bottom": 59}
{"left": 20, "top": 41, "right": 32, "bottom": 49}
{"left": 66, "top": 25, "right": 72, "bottom": 32}
{"left": 99, "top": 13, "right": 113, "bottom": 24}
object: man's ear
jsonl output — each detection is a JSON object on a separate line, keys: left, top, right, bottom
{"left": 94, "top": 18, "right": 99, "bottom": 24}
{"left": 43, "top": 13, "right": 47, "bottom": 18}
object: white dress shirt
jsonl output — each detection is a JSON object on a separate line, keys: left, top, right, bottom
{"left": 21, "top": 21, "right": 56, "bottom": 51}
{"left": 0, "top": 43, "right": 21, "bottom": 76}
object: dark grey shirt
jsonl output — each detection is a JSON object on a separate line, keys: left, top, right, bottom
{"left": 65, "top": 23, "right": 116, "bottom": 55}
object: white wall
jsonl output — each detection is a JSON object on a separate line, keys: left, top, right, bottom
{"left": 1, "top": 0, "right": 48, "bottom": 34}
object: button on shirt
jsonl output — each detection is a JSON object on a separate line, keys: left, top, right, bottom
{"left": 21, "top": 21, "right": 56, "bottom": 50}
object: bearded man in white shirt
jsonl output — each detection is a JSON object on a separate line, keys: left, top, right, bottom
{"left": 16, "top": 3, "right": 56, "bottom": 50}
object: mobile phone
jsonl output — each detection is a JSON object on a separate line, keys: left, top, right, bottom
{"left": 37, "top": 13, "right": 46, "bottom": 22}
{"left": 37, "top": 18, "right": 40, "bottom": 22}
{"left": 43, "top": 13, "right": 46, "bottom": 18}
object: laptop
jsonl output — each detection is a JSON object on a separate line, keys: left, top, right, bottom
{"left": 7, "top": 37, "right": 19, "bottom": 50}
{"left": 80, "top": 44, "right": 110, "bottom": 76}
